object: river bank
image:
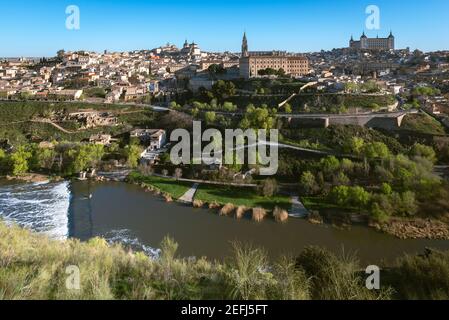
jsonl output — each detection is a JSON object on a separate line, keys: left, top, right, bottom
{"left": 2, "top": 177, "right": 449, "bottom": 263}
{"left": 125, "top": 172, "right": 449, "bottom": 240}
{"left": 2, "top": 171, "right": 449, "bottom": 242}
{"left": 3, "top": 173, "right": 62, "bottom": 184}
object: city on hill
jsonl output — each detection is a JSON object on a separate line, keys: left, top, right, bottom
{"left": 1, "top": 23, "right": 449, "bottom": 301}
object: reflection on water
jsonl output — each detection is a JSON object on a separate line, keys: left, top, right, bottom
{"left": 69, "top": 181, "right": 449, "bottom": 264}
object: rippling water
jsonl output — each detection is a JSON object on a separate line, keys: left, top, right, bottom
{"left": 2, "top": 179, "right": 449, "bottom": 263}
{"left": 103, "top": 229, "right": 161, "bottom": 258}
{"left": 0, "top": 180, "right": 70, "bottom": 239}
{"left": 0, "top": 180, "right": 160, "bottom": 258}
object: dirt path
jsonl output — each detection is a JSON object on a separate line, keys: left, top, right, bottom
{"left": 31, "top": 119, "right": 75, "bottom": 134}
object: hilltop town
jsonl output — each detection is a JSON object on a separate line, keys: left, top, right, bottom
{"left": 1, "top": 32, "right": 449, "bottom": 239}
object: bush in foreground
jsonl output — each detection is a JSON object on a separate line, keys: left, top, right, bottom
{"left": 1, "top": 222, "right": 449, "bottom": 300}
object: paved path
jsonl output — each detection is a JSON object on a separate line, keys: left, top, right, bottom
{"left": 178, "top": 183, "right": 199, "bottom": 203}
{"left": 289, "top": 196, "right": 309, "bottom": 218}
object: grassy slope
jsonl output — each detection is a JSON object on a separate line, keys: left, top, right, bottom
{"left": 194, "top": 184, "right": 291, "bottom": 210}
{"left": 1, "top": 222, "right": 448, "bottom": 300}
{"left": 128, "top": 172, "right": 192, "bottom": 199}
{"left": 0, "top": 101, "right": 153, "bottom": 144}
{"left": 401, "top": 113, "right": 446, "bottom": 135}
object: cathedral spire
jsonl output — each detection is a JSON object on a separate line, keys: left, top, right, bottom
{"left": 242, "top": 31, "right": 249, "bottom": 57}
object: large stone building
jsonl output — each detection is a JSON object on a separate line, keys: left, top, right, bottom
{"left": 239, "top": 33, "right": 309, "bottom": 79}
{"left": 349, "top": 31, "right": 395, "bottom": 51}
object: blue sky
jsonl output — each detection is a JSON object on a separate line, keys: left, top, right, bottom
{"left": 1, "top": 0, "right": 448, "bottom": 57}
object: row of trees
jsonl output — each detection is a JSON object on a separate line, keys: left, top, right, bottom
{"left": 239, "top": 104, "right": 278, "bottom": 130}
{"left": 328, "top": 184, "right": 418, "bottom": 222}
{"left": 0, "top": 142, "right": 143, "bottom": 177}
{"left": 257, "top": 68, "right": 286, "bottom": 77}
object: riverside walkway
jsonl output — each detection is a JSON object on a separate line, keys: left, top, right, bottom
{"left": 178, "top": 183, "right": 199, "bottom": 204}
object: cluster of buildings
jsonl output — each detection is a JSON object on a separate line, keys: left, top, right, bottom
{"left": 301, "top": 34, "right": 449, "bottom": 98}
{"left": 1, "top": 31, "right": 448, "bottom": 110}
{"left": 0, "top": 33, "right": 312, "bottom": 102}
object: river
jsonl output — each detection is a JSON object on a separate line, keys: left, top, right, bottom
{"left": 1, "top": 179, "right": 449, "bottom": 264}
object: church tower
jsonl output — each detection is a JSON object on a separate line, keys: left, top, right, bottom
{"left": 242, "top": 32, "right": 249, "bottom": 57}
{"left": 388, "top": 31, "right": 395, "bottom": 50}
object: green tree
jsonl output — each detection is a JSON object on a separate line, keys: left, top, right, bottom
{"left": 208, "top": 64, "right": 226, "bottom": 75}
{"left": 340, "top": 158, "right": 354, "bottom": 174}
{"left": 410, "top": 143, "right": 436, "bottom": 163}
{"left": 320, "top": 156, "right": 340, "bottom": 175}
{"left": 241, "top": 104, "right": 276, "bottom": 130}
{"left": 329, "top": 186, "right": 350, "bottom": 206}
{"left": 222, "top": 102, "right": 237, "bottom": 112}
{"left": 68, "top": 144, "right": 105, "bottom": 173}
{"left": 0, "top": 149, "right": 9, "bottom": 175}
{"left": 332, "top": 172, "right": 350, "bottom": 186}
{"left": 363, "top": 142, "right": 390, "bottom": 159}
{"left": 10, "top": 146, "right": 32, "bottom": 176}
{"left": 282, "top": 103, "right": 292, "bottom": 113}
{"left": 204, "top": 111, "right": 216, "bottom": 125}
{"left": 35, "top": 148, "right": 56, "bottom": 171}
{"left": 397, "top": 191, "right": 418, "bottom": 217}
{"left": 212, "top": 80, "right": 236, "bottom": 100}
{"left": 348, "top": 186, "right": 371, "bottom": 210}
{"left": 370, "top": 202, "right": 391, "bottom": 223}
{"left": 300, "top": 171, "right": 318, "bottom": 195}
{"left": 125, "top": 144, "right": 142, "bottom": 168}
{"left": 380, "top": 182, "right": 393, "bottom": 195}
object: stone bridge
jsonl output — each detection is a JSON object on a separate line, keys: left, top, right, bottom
{"left": 287, "top": 112, "right": 408, "bottom": 130}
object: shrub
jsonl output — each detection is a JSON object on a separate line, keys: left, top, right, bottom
{"left": 388, "top": 249, "right": 449, "bottom": 299}
{"left": 273, "top": 206, "right": 289, "bottom": 223}
{"left": 296, "top": 246, "right": 392, "bottom": 300}
{"left": 410, "top": 143, "right": 437, "bottom": 163}
{"left": 300, "top": 171, "right": 319, "bottom": 195}
{"left": 219, "top": 203, "right": 235, "bottom": 216}
{"left": 223, "top": 243, "right": 271, "bottom": 300}
{"left": 252, "top": 207, "right": 267, "bottom": 222}
{"left": 259, "top": 178, "right": 278, "bottom": 197}
{"left": 235, "top": 206, "right": 248, "bottom": 219}
{"left": 193, "top": 200, "right": 204, "bottom": 208}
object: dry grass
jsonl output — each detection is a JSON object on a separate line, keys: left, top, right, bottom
{"left": 220, "top": 203, "right": 236, "bottom": 216}
{"left": 235, "top": 206, "right": 248, "bottom": 219}
{"left": 208, "top": 201, "right": 221, "bottom": 209}
{"left": 1, "top": 222, "right": 446, "bottom": 300}
{"left": 163, "top": 193, "right": 173, "bottom": 203}
{"left": 273, "top": 207, "right": 289, "bottom": 223}
{"left": 193, "top": 200, "right": 204, "bottom": 208}
{"left": 252, "top": 208, "right": 267, "bottom": 222}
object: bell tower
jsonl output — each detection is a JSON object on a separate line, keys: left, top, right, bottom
{"left": 242, "top": 32, "right": 249, "bottom": 57}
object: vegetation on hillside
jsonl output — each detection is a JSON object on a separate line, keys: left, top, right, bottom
{"left": 1, "top": 222, "right": 449, "bottom": 300}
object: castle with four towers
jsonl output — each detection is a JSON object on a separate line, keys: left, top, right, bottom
{"left": 349, "top": 31, "right": 395, "bottom": 51}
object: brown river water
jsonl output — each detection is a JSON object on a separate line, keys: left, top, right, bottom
{"left": 67, "top": 180, "right": 449, "bottom": 264}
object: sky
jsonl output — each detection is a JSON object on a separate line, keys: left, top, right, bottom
{"left": 1, "top": 0, "right": 448, "bottom": 57}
